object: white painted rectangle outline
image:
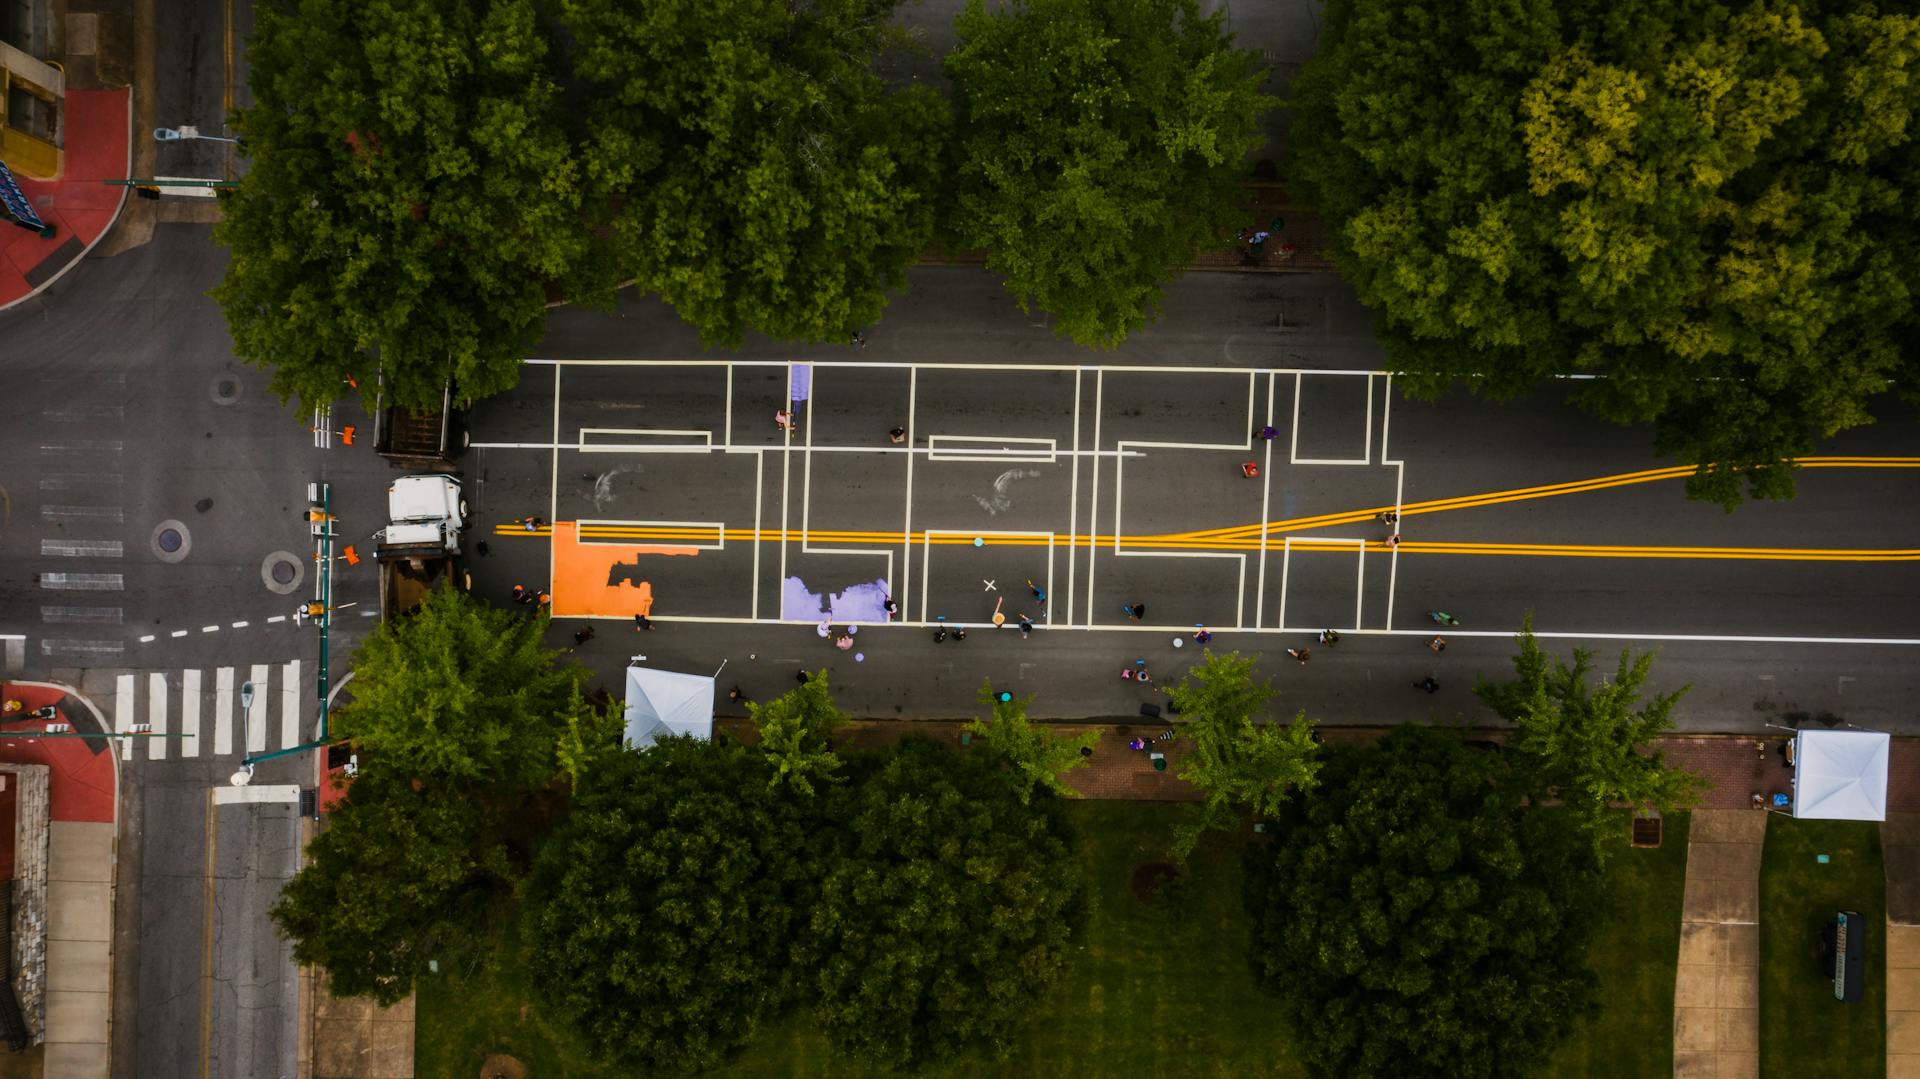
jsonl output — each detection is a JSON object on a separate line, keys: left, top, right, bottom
{"left": 576, "top": 428, "right": 714, "bottom": 454}
{"left": 917, "top": 530, "right": 1056, "bottom": 626}
{"left": 925, "top": 435, "right": 1057, "bottom": 464}
{"left": 1274, "top": 536, "right": 1369, "bottom": 633}
{"left": 1290, "top": 372, "right": 1375, "bottom": 466}
{"left": 573, "top": 519, "right": 726, "bottom": 551}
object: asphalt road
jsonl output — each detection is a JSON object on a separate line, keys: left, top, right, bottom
{"left": 487, "top": 277, "right": 1920, "bottom": 735}
{"left": 0, "top": 224, "right": 389, "bottom": 1079}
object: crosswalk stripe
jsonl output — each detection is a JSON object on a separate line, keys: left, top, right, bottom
{"left": 281, "top": 661, "right": 301, "bottom": 749}
{"left": 40, "top": 539, "right": 124, "bottom": 558}
{"left": 214, "top": 667, "right": 234, "bottom": 757}
{"left": 114, "top": 674, "right": 134, "bottom": 761}
{"left": 181, "top": 669, "right": 202, "bottom": 758}
{"left": 247, "top": 664, "right": 269, "bottom": 753}
{"left": 147, "top": 673, "right": 168, "bottom": 761}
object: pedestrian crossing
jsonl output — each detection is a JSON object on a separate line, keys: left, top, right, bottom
{"left": 112, "top": 662, "right": 316, "bottom": 762}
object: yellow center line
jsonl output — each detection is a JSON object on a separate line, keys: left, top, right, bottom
{"left": 495, "top": 456, "right": 1920, "bottom": 563}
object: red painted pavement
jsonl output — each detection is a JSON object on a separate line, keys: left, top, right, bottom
{"left": 0, "top": 683, "right": 118, "bottom": 823}
{"left": 0, "top": 88, "right": 131, "bottom": 308}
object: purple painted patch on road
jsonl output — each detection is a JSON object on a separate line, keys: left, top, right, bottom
{"left": 780, "top": 576, "right": 891, "bottom": 622}
{"left": 789, "top": 363, "right": 813, "bottom": 402}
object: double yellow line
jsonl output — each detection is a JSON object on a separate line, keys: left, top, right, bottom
{"left": 498, "top": 457, "right": 1920, "bottom": 563}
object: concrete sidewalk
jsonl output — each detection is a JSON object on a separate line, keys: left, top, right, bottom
{"left": 1883, "top": 813, "right": 1920, "bottom": 1076}
{"left": 1673, "top": 809, "right": 1765, "bottom": 1079}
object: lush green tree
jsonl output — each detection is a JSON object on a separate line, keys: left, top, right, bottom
{"left": 1246, "top": 726, "right": 1605, "bottom": 1078}
{"left": 748, "top": 669, "right": 848, "bottom": 796}
{"left": 1479, "top": 621, "right": 1704, "bottom": 845}
{"left": 217, "top": 0, "right": 594, "bottom": 413}
{"left": 945, "top": 0, "right": 1274, "bottom": 346}
{"left": 804, "top": 737, "right": 1086, "bottom": 1070}
{"left": 1164, "top": 650, "right": 1320, "bottom": 856}
{"left": 557, "top": 0, "right": 950, "bottom": 346}
{"left": 522, "top": 738, "right": 822, "bottom": 1075}
{"left": 334, "top": 584, "right": 601, "bottom": 790}
{"left": 1290, "top": 0, "right": 1920, "bottom": 505}
{"left": 272, "top": 769, "right": 504, "bottom": 1004}
{"left": 965, "top": 682, "right": 1098, "bottom": 802}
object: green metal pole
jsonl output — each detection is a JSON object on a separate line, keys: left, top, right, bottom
{"left": 240, "top": 482, "right": 334, "bottom": 771}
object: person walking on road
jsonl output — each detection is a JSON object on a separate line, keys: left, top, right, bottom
{"left": 1027, "top": 579, "right": 1047, "bottom": 605}
{"left": 634, "top": 613, "right": 654, "bottom": 632}
{"left": 1319, "top": 629, "right": 1340, "bottom": 646}
{"left": 1123, "top": 603, "right": 1146, "bottom": 621}
{"left": 511, "top": 583, "right": 526, "bottom": 604}
{"left": 775, "top": 409, "right": 793, "bottom": 431}
{"left": 1287, "top": 647, "right": 1311, "bottom": 664}
{"left": 883, "top": 596, "right": 899, "bottom": 619}
{"left": 889, "top": 426, "right": 905, "bottom": 444}
{"left": 1193, "top": 626, "right": 1213, "bottom": 645}
{"left": 1427, "top": 635, "right": 1447, "bottom": 652}
{"left": 573, "top": 625, "right": 595, "bottom": 647}
{"left": 1415, "top": 675, "right": 1440, "bottom": 693}
{"left": 1018, "top": 613, "right": 1033, "bottom": 638}
{"left": 1428, "top": 610, "right": 1460, "bottom": 626}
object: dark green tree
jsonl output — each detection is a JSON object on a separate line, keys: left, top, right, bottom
{"left": 1479, "top": 620, "right": 1704, "bottom": 847}
{"left": 1164, "top": 650, "right": 1320, "bottom": 856}
{"left": 557, "top": 0, "right": 951, "bottom": 346}
{"left": 945, "top": 0, "right": 1274, "bottom": 346}
{"left": 804, "top": 737, "right": 1086, "bottom": 1070}
{"left": 522, "top": 738, "right": 822, "bottom": 1075}
{"left": 965, "top": 681, "right": 1098, "bottom": 802}
{"left": 333, "top": 584, "right": 604, "bottom": 791}
{"left": 271, "top": 769, "right": 504, "bottom": 1005}
{"left": 747, "top": 669, "right": 848, "bottom": 796}
{"left": 1290, "top": 0, "right": 1920, "bottom": 505}
{"left": 1246, "top": 726, "right": 1605, "bottom": 1078}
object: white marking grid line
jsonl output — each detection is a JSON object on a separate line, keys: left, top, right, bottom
{"left": 182, "top": 669, "right": 202, "bottom": 758}
{"left": 919, "top": 531, "right": 1056, "bottom": 625}
{"left": 215, "top": 667, "right": 234, "bottom": 757}
{"left": 509, "top": 358, "right": 1920, "bottom": 643}
{"left": 798, "top": 372, "right": 896, "bottom": 612}
{"left": 115, "top": 674, "right": 133, "bottom": 761}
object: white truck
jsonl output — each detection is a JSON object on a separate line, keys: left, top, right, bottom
{"left": 377, "top": 475, "right": 469, "bottom": 619}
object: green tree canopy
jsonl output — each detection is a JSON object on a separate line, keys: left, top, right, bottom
{"left": 1290, "top": 0, "right": 1920, "bottom": 505}
{"left": 1246, "top": 726, "right": 1605, "bottom": 1078}
{"left": 1479, "top": 620, "right": 1704, "bottom": 845}
{"left": 945, "top": 0, "right": 1274, "bottom": 346}
{"left": 804, "top": 737, "right": 1087, "bottom": 1070}
{"left": 217, "top": 0, "right": 593, "bottom": 413}
{"left": 522, "top": 738, "right": 821, "bottom": 1075}
{"left": 1164, "top": 650, "right": 1320, "bottom": 856}
{"left": 747, "top": 669, "right": 848, "bottom": 796}
{"left": 558, "top": 0, "right": 951, "bottom": 346}
{"left": 271, "top": 769, "right": 503, "bottom": 1005}
{"left": 333, "top": 584, "right": 603, "bottom": 790}
{"left": 965, "top": 681, "right": 1098, "bottom": 802}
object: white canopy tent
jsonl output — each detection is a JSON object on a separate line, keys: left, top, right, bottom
{"left": 1792, "top": 729, "right": 1890, "bottom": 821}
{"left": 623, "top": 666, "right": 715, "bottom": 749}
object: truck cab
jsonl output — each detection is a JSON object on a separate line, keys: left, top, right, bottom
{"left": 377, "top": 475, "right": 468, "bottom": 618}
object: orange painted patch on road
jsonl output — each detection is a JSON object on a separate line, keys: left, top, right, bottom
{"left": 551, "top": 520, "right": 689, "bottom": 616}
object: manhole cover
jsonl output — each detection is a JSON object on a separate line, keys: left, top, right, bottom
{"left": 150, "top": 520, "right": 191, "bottom": 563}
{"left": 261, "top": 551, "right": 305, "bottom": 595}
{"left": 210, "top": 375, "right": 243, "bottom": 405}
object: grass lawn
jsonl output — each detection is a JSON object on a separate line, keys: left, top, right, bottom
{"left": 416, "top": 800, "right": 1299, "bottom": 1079}
{"left": 1760, "top": 815, "right": 1886, "bottom": 1078}
{"left": 1548, "top": 812, "right": 1692, "bottom": 1078}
